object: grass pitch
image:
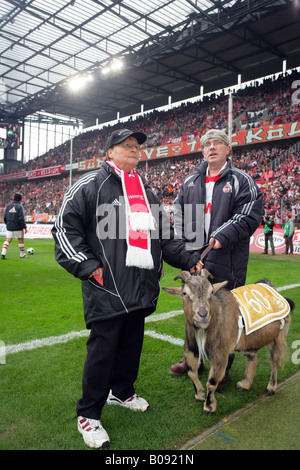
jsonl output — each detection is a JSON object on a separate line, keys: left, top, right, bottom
{"left": 0, "top": 239, "right": 299, "bottom": 450}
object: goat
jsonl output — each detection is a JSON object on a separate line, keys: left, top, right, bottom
{"left": 163, "top": 270, "right": 294, "bottom": 414}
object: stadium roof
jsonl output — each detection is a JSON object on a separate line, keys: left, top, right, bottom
{"left": 1, "top": 0, "right": 300, "bottom": 128}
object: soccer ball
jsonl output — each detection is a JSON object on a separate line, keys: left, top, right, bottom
{"left": 27, "top": 248, "right": 35, "bottom": 255}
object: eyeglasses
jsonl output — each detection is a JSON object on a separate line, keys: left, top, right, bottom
{"left": 119, "top": 142, "right": 140, "bottom": 151}
{"left": 203, "top": 139, "right": 225, "bottom": 148}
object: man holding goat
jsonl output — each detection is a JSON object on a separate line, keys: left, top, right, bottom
{"left": 169, "top": 129, "right": 263, "bottom": 386}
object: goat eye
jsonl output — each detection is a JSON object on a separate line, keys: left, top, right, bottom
{"left": 182, "top": 291, "right": 187, "bottom": 296}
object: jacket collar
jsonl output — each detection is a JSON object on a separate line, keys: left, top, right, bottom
{"left": 197, "top": 158, "right": 231, "bottom": 178}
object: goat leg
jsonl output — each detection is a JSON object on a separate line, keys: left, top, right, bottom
{"left": 203, "top": 361, "right": 227, "bottom": 414}
{"left": 185, "top": 351, "right": 206, "bottom": 401}
{"left": 266, "top": 340, "right": 280, "bottom": 396}
{"left": 236, "top": 352, "right": 259, "bottom": 391}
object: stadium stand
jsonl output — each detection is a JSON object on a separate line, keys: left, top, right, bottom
{"left": 0, "top": 72, "right": 299, "bottom": 224}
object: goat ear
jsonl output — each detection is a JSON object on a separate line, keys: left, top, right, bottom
{"left": 174, "top": 271, "right": 191, "bottom": 282}
{"left": 162, "top": 287, "right": 182, "bottom": 298}
{"left": 201, "top": 269, "right": 213, "bottom": 279}
{"left": 212, "top": 280, "right": 228, "bottom": 293}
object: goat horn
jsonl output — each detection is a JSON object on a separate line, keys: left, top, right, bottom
{"left": 174, "top": 271, "right": 191, "bottom": 282}
{"left": 201, "top": 268, "right": 214, "bottom": 279}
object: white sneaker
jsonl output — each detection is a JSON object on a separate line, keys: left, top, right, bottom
{"left": 107, "top": 391, "right": 149, "bottom": 412}
{"left": 77, "top": 416, "right": 110, "bottom": 449}
{"left": 20, "top": 253, "right": 27, "bottom": 258}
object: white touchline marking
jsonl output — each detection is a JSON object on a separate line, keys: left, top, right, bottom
{"left": 5, "top": 330, "right": 90, "bottom": 355}
{"left": 5, "top": 310, "right": 184, "bottom": 356}
{"left": 145, "top": 310, "right": 183, "bottom": 322}
{"left": 277, "top": 284, "right": 300, "bottom": 292}
{"left": 4, "top": 283, "right": 300, "bottom": 356}
{"left": 144, "top": 330, "right": 184, "bottom": 346}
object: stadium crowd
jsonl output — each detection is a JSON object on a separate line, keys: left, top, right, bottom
{"left": 3, "top": 69, "right": 300, "bottom": 175}
{"left": 0, "top": 70, "right": 300, "bottom": 224}
{"left": 1, "top": 144, "right": 299, "bottom": 224}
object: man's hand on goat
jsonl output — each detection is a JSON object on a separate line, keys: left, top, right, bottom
{"left": 190, "top": 260, "right": 204, "bottom": 274}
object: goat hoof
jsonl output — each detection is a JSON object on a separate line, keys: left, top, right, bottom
{"left": 236, "top": 381, "right": 250, "bottom": 392}
{"left": 194, "top": 393, "right": 205, "bottom": 402}
{"left": 195, "top": 397, "right": 205, "bottom": 403}
{"left": 236, "top": 383, "right": 247, "bottom": 392}
{"left": 203, "top": 402, "right": 216, "bottom": 414}
{"left": 267, "top": 389, "right": 275, "bottom": 396}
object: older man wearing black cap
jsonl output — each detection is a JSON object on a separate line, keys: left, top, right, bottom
{"left": 52, "top": 128, "right": 201, "bottom": 449}
{"left": 169, "top": 129, "right": 263, "bottom": 384}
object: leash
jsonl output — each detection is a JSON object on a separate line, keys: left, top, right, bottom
{"left": 190, "top": 241, "right": 214, "bottom": 276}
{"left": 200, "top": 242, "right": 214, "bottom": 261}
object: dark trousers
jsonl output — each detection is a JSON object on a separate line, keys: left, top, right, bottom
{"left": 285, "top": 236, "right": 293, "bottom": 254}
{"left": 264, "top": 233, "right": 275, "bottom": 254}
{"left": 76, "top": 309, "right": 146, "bottom": 420}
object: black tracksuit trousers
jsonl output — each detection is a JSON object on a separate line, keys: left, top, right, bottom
{"left": 76, "top": 309, "right": 148, "bottom": 420}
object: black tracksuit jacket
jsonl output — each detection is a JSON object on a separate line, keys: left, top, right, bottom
{"left": 52, "top": 162, "right": 199, "bottom": 328}
{"left": 173, "top": 159, "right": 263, "bottom": 288}
{"left": 4, "top": 201, "right": 27, "bottom": 231}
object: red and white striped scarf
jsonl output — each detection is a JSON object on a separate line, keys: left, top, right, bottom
{"left": 107, "top": 160, "right": 155, "bottom": 269}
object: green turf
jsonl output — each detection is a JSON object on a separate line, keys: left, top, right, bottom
{"left": 190, "top": 374, "right": 300, "bottom": 450}
{"left": 0, "top": 239, "right": 299, "bottom": 450}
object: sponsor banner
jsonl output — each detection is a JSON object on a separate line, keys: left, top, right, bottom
{"left": 232, "top": 121, "right": 300, "bottom": 147}
{"left": 0, "top": 223, "right": 53, "bottom": 238}
{"left": 36, "top": 213, "right": 50, "bottom": 223}
{"left": 78, "top": 157, "right": 103, "bottom": 171}
{"left": 25, "top": 224, "right": 54, "bottom": 238}
{"left": 250, "top": 228, "right": 300, "bottom": 255}
{"left": 65, "top": 121, "right": 300, "bottom": 168}
{"left": 138, "top": 121, "right": 300, "bottom": 161}
{"left": 25, "top": 214, "right": 56, "bottom": 223}
{"left": 140, "top": 140, "right": 200, "bottom": 161}
{"left": 0, "top": 171, "right": 27, "bottom": 181}
{"left": 27, "top": 165, "right": 65, "bottom": 180}
{"left": 64, "top": 162, "right": 78, "bottom": 171}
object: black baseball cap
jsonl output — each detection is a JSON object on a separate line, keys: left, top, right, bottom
{"left": 105, "top": 129, "right": 147, "bottom": 153}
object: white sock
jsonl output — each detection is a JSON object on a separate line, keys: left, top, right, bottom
{"left": 1, "top": 240, "right": 10, "bottom": 256}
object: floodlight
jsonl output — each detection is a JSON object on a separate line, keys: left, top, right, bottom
{"left": 68, "top": 74, "right": 93, "bottom": 92}
{"left": 111, "top": 59, "right": 123, "bottom": 71}
{"left": 102, "top": 66, "right": 110, "bottom": 75}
